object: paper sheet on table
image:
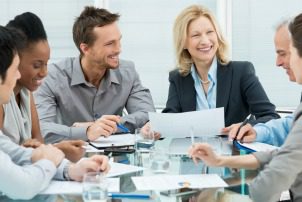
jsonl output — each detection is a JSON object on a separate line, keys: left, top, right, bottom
{"left": 106, "top": 162, "right": 145, "bottom": 178}
{"left": 84, "top": 144, "right": 104, "bottom": 153}
{"left": 131, "top": 174, "right": 228, "bottom": 191}
{"left": 237, "top": 142, "right": 279, "bottom": 152}
{"left": 149, "top": 108, "right": 224, "bottom": 137}
{"left": 40, "top": 178, "right": 119, "bottom": 195}
{"left": 89, "top": 134, "right": 135, "bottom": 148}
{"left": 280, "top": 190, "right": 291, "bottom": 201}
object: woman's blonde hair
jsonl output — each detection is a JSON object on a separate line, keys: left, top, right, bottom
{"left": 173, "top": 5, "right": 229, "bottom": 76}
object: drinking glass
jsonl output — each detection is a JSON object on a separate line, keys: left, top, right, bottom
{"left": 150, "top": 149, "right": 170, "bottom": 174}
{"left": 134, "top": 128, "right": 155, "bottom": 152}
{"left": 201, "top": 136, "right": 232, "bottom": 176}
{"left": 82, "top": 172, "right": 108, "bottom": 202}
{"left": 197, "top": 136, "right": 223, "bottom": 174}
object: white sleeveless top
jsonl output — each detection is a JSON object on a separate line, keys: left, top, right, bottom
{"left": 2, "top": 88, "right": 32, "bottom": 144}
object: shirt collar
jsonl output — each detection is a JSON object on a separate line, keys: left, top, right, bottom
{"left": 99, "top": 68, "right": 121, "bottom": 89}
{"left": 191, "top": 57, "right": 218, "bottom": 84}
{"left": 105, "top": 69, "right": 120, "bottom": 86}
{"left": 71, "top": 56, "right": 120, "bottom": 86}
{"left": 70, "top": 57, "right": 86, "bottom": 86}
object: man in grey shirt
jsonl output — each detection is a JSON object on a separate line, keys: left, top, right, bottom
{"left": 34, "top": 7, "right": 155, "bottom": 143}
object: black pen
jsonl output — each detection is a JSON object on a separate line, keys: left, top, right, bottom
{"left": 233, "top": 114, "right": 252, "bottom": 142}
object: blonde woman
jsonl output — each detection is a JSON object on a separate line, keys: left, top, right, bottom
{"left": 163, "top": 5, "right": 279, "bottom": 128}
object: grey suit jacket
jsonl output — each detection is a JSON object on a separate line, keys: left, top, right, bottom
{"left": 251, "top": 103, "right": 302, "bottom": 202}
{"left": 35, "top": 57, "right": 155, "bottom": 143}
{"left": 162, "top": 61, "right": 279, "bottom": 126}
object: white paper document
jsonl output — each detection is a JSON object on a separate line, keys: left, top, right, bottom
{"left": 280, "top": 190, "right": 291, "bottom": 201}
{"left": 106, "top": 162, "right": 145, "bottom": 178}
{"left": 131, "top": 174, "right": 228, "bottom": 191}
{"left": 84, "top": 144, "right": 104, "bottom": 153}
{"left": 149, "top": 108, "right": 225, "bottom": 137}
{"left": 40, "top": 178, "right": 119, "bottom": 195}
{"left": 89, "top": 134, "right": 135, "bottom": 148}
{"left": 237, "top": 142, "right": 279, "bottom": 152}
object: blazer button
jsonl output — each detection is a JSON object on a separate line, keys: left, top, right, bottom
{"left": 94, "top": 113, "right": 100, "bottom": 119}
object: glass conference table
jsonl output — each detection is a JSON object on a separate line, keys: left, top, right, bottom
{"left": 0, "top": 137, "right": 256, "bottom": 202}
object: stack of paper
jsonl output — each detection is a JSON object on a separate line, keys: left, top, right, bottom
{"left": 279, "top": 190, "right": 291, "bottom": 201}
{"left": 107, "top": 162, "right": 145, "bottom": 178}
{"left": 236, "top": 142, "right": 279, "bottom": 152}
{"left": 131, "top": 174, "right": 228, "bottom": 191}
{"left": 85, "top": 144, "right": 103, "bottom": 153}
{"left": 89, "top": 134, "right": 135, "bottom": 149}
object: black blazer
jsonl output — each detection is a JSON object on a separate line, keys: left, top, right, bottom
{"left": 162, "top": 61, "right": 280, "bottom": 126}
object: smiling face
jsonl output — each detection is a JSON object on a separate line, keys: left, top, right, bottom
{"left": 185, "top": 16, "right": 219, "bottom": 66}
{"left": 17, "top": 40, "right": 50, "bottom": 92}
{"left": 0, "top": 54, "right": 21, "bottom": 104}
{"left": 83, "top": 22, "right": 122, "bottom": 70}
{"left": 274, "top": 25, "right": 296, "bottom": 81}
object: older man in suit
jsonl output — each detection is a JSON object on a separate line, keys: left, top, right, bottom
{"left": 228, "top": 19, "right": 297, "bottom": 146}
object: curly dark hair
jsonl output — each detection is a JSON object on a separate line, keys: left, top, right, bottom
{"left": 6, "top": 12, "right": 47, "bottom": 49}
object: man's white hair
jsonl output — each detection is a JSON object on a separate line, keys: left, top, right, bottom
{"left": 274, "top": 18, "right": 290, "bottom": 31}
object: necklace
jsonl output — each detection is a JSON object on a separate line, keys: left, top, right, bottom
{"left": 200, "top": 79, "right": 210, "bottom": 84}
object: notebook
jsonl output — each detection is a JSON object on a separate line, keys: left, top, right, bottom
{"left": 234, "top": 141, "right": 279, "bottom": 153}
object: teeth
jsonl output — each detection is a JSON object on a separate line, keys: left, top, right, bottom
{"left": 34, "top": 79, "right": 43, "bottom": 85}
{"left": 109, "top": 55, "right": 118, "bottom": 59}
{"left": 198, "top": 47, "right": 211, "bottom": 51}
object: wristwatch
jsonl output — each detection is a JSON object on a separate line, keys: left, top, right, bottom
{"left": 63, "top": 162, "right": 72, "bottom": 181}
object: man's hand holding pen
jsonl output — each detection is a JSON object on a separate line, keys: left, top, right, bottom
{"left": 86, "top": 115, "right": 120, "bottom": 141}
{"left": 227, "top": 123, "right": 257, "bottom": 142}
{"left": 222, "top": 114, "right": 257, "bottom": 143}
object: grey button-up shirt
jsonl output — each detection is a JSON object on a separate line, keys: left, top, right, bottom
{"left": 34, "top": 57, "right": 155, "bottom": 143}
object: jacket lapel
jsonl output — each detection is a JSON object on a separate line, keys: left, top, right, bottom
{"left": 216, "top": 62, "right": 232, "bottom": 111}
{"left": 181, "top": 74, "right": 196, "bottom": 112}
